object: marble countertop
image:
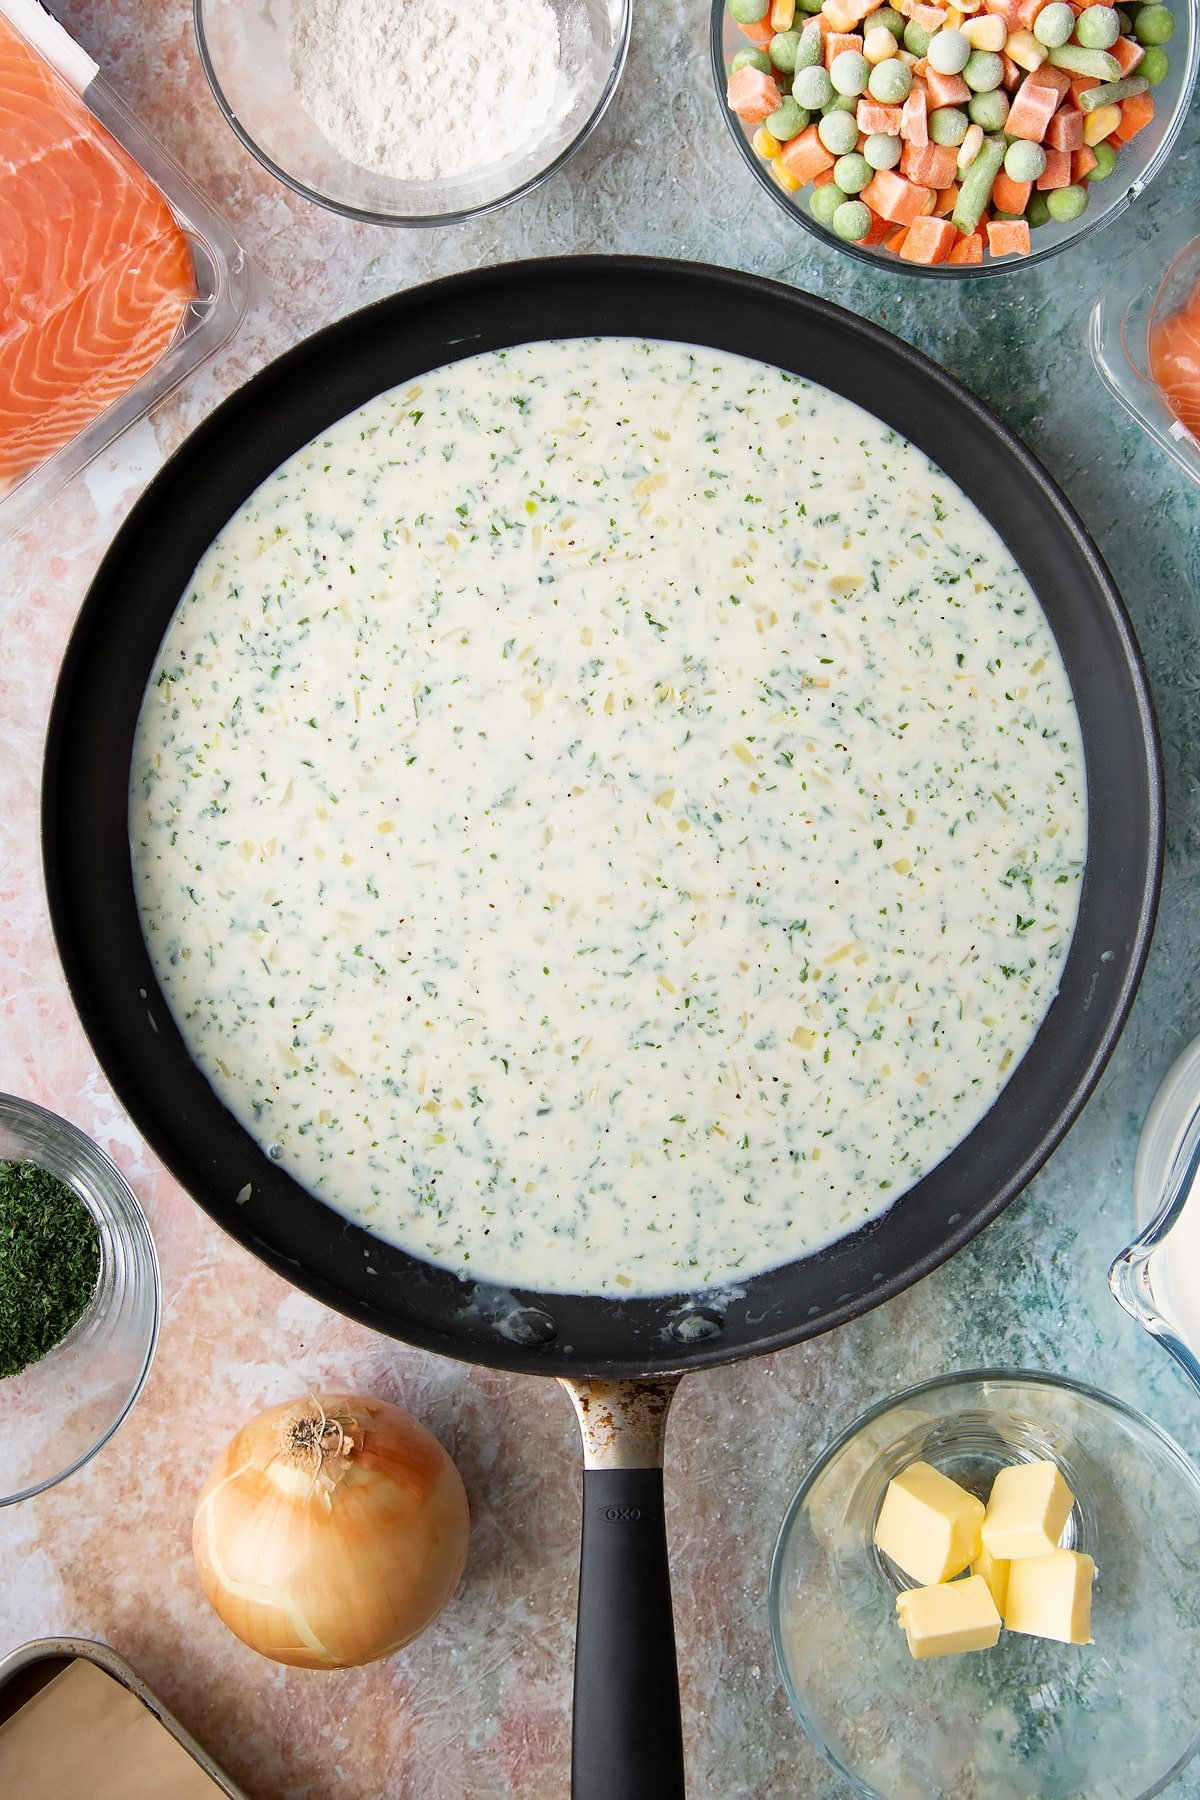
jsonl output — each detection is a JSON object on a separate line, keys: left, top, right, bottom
{"left": 3, "top": 3, "right": 1200, "bottom": 1795}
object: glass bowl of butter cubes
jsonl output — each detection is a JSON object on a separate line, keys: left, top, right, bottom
{"left": 770, "top": 1369, "right": 1200, "bottom": 1798}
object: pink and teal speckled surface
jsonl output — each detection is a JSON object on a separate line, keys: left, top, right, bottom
{"left": 2, "top": 3, "right": 1200, "bottom": 1795}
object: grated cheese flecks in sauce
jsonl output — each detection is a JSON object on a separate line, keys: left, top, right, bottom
{"left": 130, "top": 339, "right": 1086, "bottom": 1295}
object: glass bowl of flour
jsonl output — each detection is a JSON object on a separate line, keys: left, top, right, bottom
{"left": 194, "top": 0, "right": 631, "bottom": 224}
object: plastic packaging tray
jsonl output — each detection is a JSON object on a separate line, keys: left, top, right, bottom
{"left": 0, "top": 0, "right": 252, "bottom": 538}
{"left": 1090, "top": 204, "right": 1200, "bottom": 493}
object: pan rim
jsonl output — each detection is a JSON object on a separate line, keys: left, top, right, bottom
{"left": 42, "top": 255, "right": 1164, "bottom": 1378}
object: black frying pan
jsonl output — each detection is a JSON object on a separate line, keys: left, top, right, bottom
{"left": 43, "top": 258, "right": 1162, "bottom": 1798}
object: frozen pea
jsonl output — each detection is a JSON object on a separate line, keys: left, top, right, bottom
{"left": 818, "top": 106, "right": 862, "bottom": 152}
{"left": 968, "top": 87, "right": 1009, "bottom": 128}
{"left": 770, "top": 29, "right": 804, "bottom": 70}
{"left": 864, "top": 5, "right": 906, "bottom": 36}
{"left": 929, "top": 105, "right": 969, "bottom": 144}
{"left": 809, "top": 183, "right": 847, "bottom": 226}
{"left": 1139, "top": 43, "right": 1170, "bottom": 80}
{"left": 1135, "top": 3, "right": 1174, "bottom": 41}
{"left": 1046, "top": 181, "right": 1089, "bottom": 219}
{"left": 1075, "top": 4, "right": 1121, "bottom": 46}
{"left": 824, "top": 92, "right": 860, "bottom": 110}
{"left": 831, "top": 48, "right": 871, "bottom": 92}
{"left": 766, "top": 97, "right": 810, "bottom": 137}
{"left": 832, "top": 199, "right": 872, "bottom": 240}
{"left": 794, "top": 63, "right": 834, "bottom": 106}
{"left": 1086, "top": 138, "right": 1119, "bottom": 177}
{"left": 1004, "top": 138, "right": 1047, "bottom": 179}
{"left": 903, "top": 19, "right": 932, "bottom": 53}
{"left": 797, "top": 0, "right": 826, "bottom": 14}
{"left": 963, "top": 48, "right": 1004, "bottom": 89}
{"left": 1034, "top": 1, "right": 1075, "bottom": 43}
{"left": 1026, "top": 190, "right": 1052, "bottom": 226}
{"left": 729, "top": 0, "right": 771, "bottom": 21}
{"left": 730, "top": 45, "right": 774, "bottom": 72}
{"left": 868, "top": 56, "right": 913, "bottom": 100}
{"left": 863, "top": 129, "right": 903, "bottom": 167}
{"left": 927, "top": 27, "right": 971, "bottom": 72}
{"left": 833, "top": 150, "right": 873, "bottom": 191}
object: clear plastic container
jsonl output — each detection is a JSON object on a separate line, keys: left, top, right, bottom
{"left": 0, "top": 0, "right": 253, "bottom": 539}
{"left": 1090, "top": 204, "right": 1200, "bottom": 489}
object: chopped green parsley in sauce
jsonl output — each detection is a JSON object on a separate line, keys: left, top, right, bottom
{"left": 130, "top": 339, "right": 1085, "bottom": 1295}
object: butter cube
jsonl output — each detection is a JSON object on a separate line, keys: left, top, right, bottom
{"left": 971, "top": 1539, "right": 1010, "bottom": 1615}
{"left": 981, "top": 1459, "right": 1074, "bottom": 1561}
{"left": 874, "top": 1461, "right": 985, "bottom": 1585}
{"left": 896, "top": 1575, "right": 1003, "bottom": 1660}
{"left": 1004, "top": 1548, "right": 1095, "bottom": 1644}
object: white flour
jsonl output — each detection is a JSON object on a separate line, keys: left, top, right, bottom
{"left": 288, "top": 0, "right": 561, "bottom": 182}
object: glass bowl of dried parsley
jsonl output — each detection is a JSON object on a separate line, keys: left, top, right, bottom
{"left": 0, "top": 1094, "right": 160, "bottom": 1504}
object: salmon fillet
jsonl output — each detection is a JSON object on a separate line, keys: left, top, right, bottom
{"left": 1149, "top": 277, "right": 1200, "bottom": 441}
{"left": 0, "top": 15, "right": 195, "bottom": 487}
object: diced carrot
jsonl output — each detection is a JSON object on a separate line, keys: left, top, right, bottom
{"left": 738, "top": 17, "right": 777, "bottom": 43}
{"left": 779, "top": 123, "right": 838, "bottom": 182}
{"left": 1015, "top": 0, "right": 1045, "bottom": 27}
{"left": 932, "top": 182, "right": 959, "bottom": 214}
{"left": 985, "top": 0, "right": 1023, "bottom": 27}
{"left": 857, "top": 99, "right": 904, "bottom": 132}
{"left": 1035, "top": 145, "right": 1071, "bottom": 187}
{"left": 900, "top": 86, "right": 929, "bottom": 146}
{"left": 990, "top": 169, "right": 1031, "bottom": 212}
{"left": 813, "top": 8, "right": 837, "bottom": 28}
{"left": 862, "top": 167, "right": 934, "bottom": 223}
{"left": 900, "top": 139, "right": 959, "bottom": 186}
{"left": 921, "top": 64, "right": 972, "bottom": 106}
{"left": 824, "top": 29, "right": 864, "bottom": 65}
{"left": 1004, "top": 79, "right": 1060, "bottom": 139}
{"left": 947, "top": 229, "right": 985, "bottom": 263}
{"left": 884, "top": 225, "right": 910, "bottom": 252}
{"left": 1045, "top": 105, "right": 1084, "bottom": 150}
{"left": 1111, "top": 34, "right": 1145, "bottom": 74}
{"left": 821, "top": 0, "right": 880, "bottom": 29}
{"left": 986, "top": 218, "right": 1032, "bottom": 257}
{"left": 1001, "top": 52, "right": 1022, "bottom": 88}
{"left": 899, "top": 214, "right": 958, "bottom": 263}
{"left": 1112, "top": 88, "right": 1155, "bottom": 141}
{"left": 1024, "top": 62, "right": 1071, "bottom": 97}
{"left": 907, "top": 1, "right": 948, "bottom": 28}
{"left": 813, "top": 164, "right": 839, "bottom": 184}
{"left": 727, "top": 65, "right": 784, "bottom": 122}
{"left": 862, "top": 207, "right": 893, "bottom": 244}
{"left": 1071, "top": 144, "right": 1098, "bottom": 180}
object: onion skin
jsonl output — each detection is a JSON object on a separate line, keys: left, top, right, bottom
{"left": 192, "top": 1393, "right": 470, "bottom": 1669}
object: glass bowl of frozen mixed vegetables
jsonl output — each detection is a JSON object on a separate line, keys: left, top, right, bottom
{"left": 712, "top": 0, "right": 1197, "bottom": 272}
{"left": 0, "top": 1094, "right": 159, "bottom": 1505}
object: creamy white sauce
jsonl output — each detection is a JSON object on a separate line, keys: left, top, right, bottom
{"left": 130, "top": 339, "right": 1086, "bottom": 1296}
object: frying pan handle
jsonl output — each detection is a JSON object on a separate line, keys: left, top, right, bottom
{"left": 574, "top": 1465, "right": 685, "bottom": 1800}
{"left": 561, "top": 1377, "right": 685, "bottom": 1800}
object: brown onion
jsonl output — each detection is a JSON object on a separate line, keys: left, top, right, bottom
{"left": 192, "top": 1391, "right": 470, "bottom": 1668}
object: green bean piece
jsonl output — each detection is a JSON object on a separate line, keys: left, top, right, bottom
{"left": 731, "top": 45, "right": 774, "bottom": 72}
{"left": 952, "top": 132, "right": 1007, "bottom": 233}
{"left": 1046, "top": 42, "right": 1122, "bottom": 76}
{"left": 1080, "top": 71, "right": 1150, "bottom": 106}
{"left": 795, "top": 20, "right": 826, "bottom": 67}
{"left": 968, "top": 88, "right": 1009, "bottom": 128}
{"left": 1138, "top": 43, "right": 1170, "bottom": 81}
{"left": 1134, "top": 3, "right": 1174, "bottom": 41}
{"left": 1086, "top": 138, "right": 1119, "bottom": 177}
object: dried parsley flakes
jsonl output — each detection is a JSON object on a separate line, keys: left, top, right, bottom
{"left": 0, "top": 1160, "right": 100, "bottom": 1379}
